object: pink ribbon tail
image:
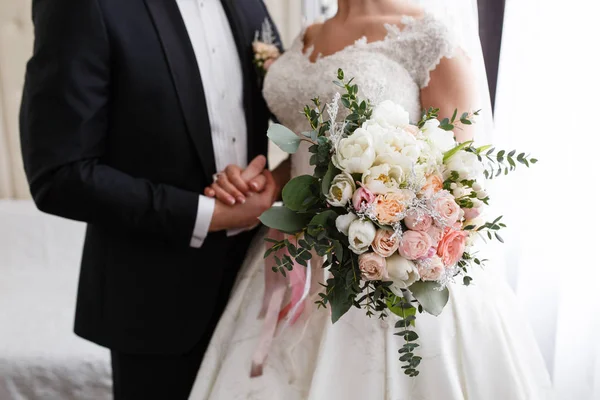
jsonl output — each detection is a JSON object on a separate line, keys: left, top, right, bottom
{"left": 251, "top": 230, "right": 310, "bottom": 377}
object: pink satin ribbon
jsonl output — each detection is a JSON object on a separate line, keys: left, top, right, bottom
{"left": 250, "top": 229, "right": 308, "bottom": 377}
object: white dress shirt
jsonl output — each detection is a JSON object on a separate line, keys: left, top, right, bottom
{"left": 176, "top": 0, "right": 248, "bottom": 248}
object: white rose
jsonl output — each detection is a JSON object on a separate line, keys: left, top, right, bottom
{"left": 348, "top": 219, "right": 377, "bottom": 255}
{"left": 327, "top": 172, "right": 356, "bottom": 207}
{"left": 362, "top": 163, "right": 404, "bottom": 194}
{"left": 386, "top": 254, "right": 420, "bottom": 296}
{"left": 372, "top": 100, "right": 410, "bottom": 129}
{"left": 444, "top": 150, "right": 484, "bottom": 180}
{"left": 421, "top": 119, "right": 456, "bottom": 152}
{"left": 333, "top": 128, "right": 376, "bottom": 174}
{"left": 335, "top": 213, "right": 359, "bottom": 236}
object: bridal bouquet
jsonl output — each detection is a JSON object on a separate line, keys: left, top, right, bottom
{"left": 260, "top": 69, "right": 536, "bottom": 377}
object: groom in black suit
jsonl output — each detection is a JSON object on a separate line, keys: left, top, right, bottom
{"left": 20, "top": 0, "right": 281, "bottom": 398}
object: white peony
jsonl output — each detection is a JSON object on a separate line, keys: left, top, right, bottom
{"left": 348, "top": 219, "right": 377, "bottom": 254}
{"left": 327, "top": 172, "right": 356, "bottom": 207}
{"left": 372, "top": 126, "right": 421, "bottom": 164}
{"left": 386, "top": 254, "right": 420, "bottom": 296}
{"left": 421, "top": 119, "right": 456, "bottom": 152}
{"left": 333, "top": 128, "right": 376, "bottom": 174}
{"left": 444, "top": 150, "right": 484, "bottom": 180}
{"left": 362, "top": 163, "right": 405, "bottom": 194}
{"left": 372, "top": 100, "right": 410, "bottom": 130}
{"left": 335, "top": 213, "right": 359, "bottom": 236}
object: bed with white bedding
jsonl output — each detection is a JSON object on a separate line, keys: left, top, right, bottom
{"left": 0, "top": 200, "right": 111, "bottom": 399}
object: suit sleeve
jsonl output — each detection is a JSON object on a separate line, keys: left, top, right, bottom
{"left": 20, "top": 0, "right": 200, "bottom": 247}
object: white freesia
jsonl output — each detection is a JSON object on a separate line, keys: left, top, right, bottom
{"left": 444, "top": 150, "right": 484, "bottom": 180}
{"left": 333, "top": 128, "right": 376, "bottom": 174}
{"left": 348, "top": 219, "right": 377, "bottom": 254}
{"left": 386, "top": 254, "right": 420, "bottom": 296}
{"left": 421, "top": 119, "right": 456, "bottom": 152}
{"left": 372, "top": 100, "right": 410, "bottom": 129}
{"left": 362, "top": 163, "right": 405, "bottom": 194}
{"left": 335, "top": 213, "right": 359, "bottom": 236}
{"left": 327, "top": 173, "right": 356, "bottom": 207}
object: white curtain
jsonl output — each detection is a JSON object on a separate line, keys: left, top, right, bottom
{"left": 0, "top": 0, "right": 33, "bottom": 199}
{"left": 495, "top": 0, "right": 600, "bottom": 398}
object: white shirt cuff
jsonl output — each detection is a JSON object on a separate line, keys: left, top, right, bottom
{"left": 190, "top": 195, "right": 215, "bottom": 248}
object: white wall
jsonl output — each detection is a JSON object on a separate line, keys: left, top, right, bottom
{"left": 0, "top": 0, "right": 32, "bottom": 199}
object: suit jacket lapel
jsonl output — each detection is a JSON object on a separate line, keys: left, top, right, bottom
{"left": 144, "top": 0, "right": 216, "bottom": 180}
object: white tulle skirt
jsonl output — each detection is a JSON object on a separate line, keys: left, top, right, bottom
{"left": 190, "top": 230, "right": 554, "bottom": 400}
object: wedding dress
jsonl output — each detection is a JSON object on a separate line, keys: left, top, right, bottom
{"left": 190, "top": 13, "right": 554, "bottom": 400}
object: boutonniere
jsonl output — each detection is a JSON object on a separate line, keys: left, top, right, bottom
{"left": 253, "top": 19, "right": 281, "bottom": 76}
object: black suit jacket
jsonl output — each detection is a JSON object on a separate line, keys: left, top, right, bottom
{"left": 20, "top": 0, "right": 280, "bottom": 354}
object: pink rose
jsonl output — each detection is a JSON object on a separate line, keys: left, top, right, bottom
{"left": 374, "top": 190, "right": 414, "bottom": 225}
{"left": 404, "top": 209, "right": 433, "bottom": 231}
{"left": 437, "top": 227, "right": 469, "bottom": 266}
{"left": 420, "top": 174, "right": 444, "bottom": 196}
{"left": 372, "top": 229, "right": 401, "bottom": 257}
{"left": 426, "top": 225, "right": 444, "bottom": 245}
{"left": 359, "top": 253, "right": 388, "bottom": 281}
{"left": 398, "top": 230, "right": 432, "bottom": 260}
{"left": 433, "top": 192, "right": 462, "bottom": 226}
{"left": 462, "top": 207, "right": 482, "bottom": 221}
{"left": 418, "top": 256, "right": 445, "bottom": 281}
{"left": 352, "top": 186, "right": 376, "bottom": 212}
{"left": 421, "top": 246, "right": 437, "bottom": 260}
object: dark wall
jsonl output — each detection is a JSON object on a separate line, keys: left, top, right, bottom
{"left": 478, "top": 0, "right": 505, "bottom": 113}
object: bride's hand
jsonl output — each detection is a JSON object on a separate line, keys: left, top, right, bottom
{"left": 204, "top": 155, "right": 268, "bottom": 205}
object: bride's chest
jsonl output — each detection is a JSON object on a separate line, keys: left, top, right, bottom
{"left": 263, "top": 48, "right": 423, "bottom": 131}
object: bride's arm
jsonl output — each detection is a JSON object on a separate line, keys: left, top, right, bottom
{"left": 420, "top": 52, "right": 477, "bottom": 143}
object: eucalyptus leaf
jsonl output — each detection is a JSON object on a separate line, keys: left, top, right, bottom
{"left": 259, "top": 206, "right": 310, "bottom": 234}
{"left": 409, "top": 281, "right": 450, "bottom": 316}
{"left": 267, "top": 124, "right": 301, "bottom": 154}
{"left": 307, "top": 210, "right": 338, "bottom": 237}
{"left": 282, "top": 175, "right": 318, "bottom": 211}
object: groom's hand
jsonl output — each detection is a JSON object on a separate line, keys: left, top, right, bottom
{"left": 204, "top": 155, "right": 267, "bottom": 205}
{"left": 208, "top": 170, "right": 276, "bottom": 232}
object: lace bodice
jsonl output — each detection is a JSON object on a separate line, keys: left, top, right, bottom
{"left": 263, "top": 14, "right": 459, "bottom": 178}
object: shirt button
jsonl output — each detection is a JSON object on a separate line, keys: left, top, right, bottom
{"left": 212, "top": 48, "right": 216, "bottom": 54}
{"left": 232, "top": 138, "right": 236, "bottom": 143}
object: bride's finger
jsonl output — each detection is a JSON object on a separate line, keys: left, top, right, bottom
{"left": 216, "top": 174, "right": 246, "bottom": 204}
{"left": 225, "top": 165, "right": 250, "bottom": 195}
{"left": 248, "top": 174, "right": 267, "bottom": 192}
{"left": 211, "top": 184, "right": 236, "bottom": 206}
{"left": 204, "top": 187, "right": 216, "bottom": 197}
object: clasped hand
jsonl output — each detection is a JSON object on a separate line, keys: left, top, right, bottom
{"left": 206, "top": 155, "right": 275, "bottom": 232}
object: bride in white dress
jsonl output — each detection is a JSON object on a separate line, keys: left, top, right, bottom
{"left": 190, "top": 1, "right": 554, "bottom": 399}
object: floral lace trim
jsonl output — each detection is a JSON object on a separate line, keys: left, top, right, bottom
{"left": 291, "top": 13, "right": 459, "bottom": 89}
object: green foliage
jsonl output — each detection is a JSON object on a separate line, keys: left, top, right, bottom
{"left": 409, "top": 281, "right": 450, "bottom": 316}
{"left": 267, "top": 124, "right": 302, "bottom": 153}
{"left": 259, "top": 207, "right": 311, "bottom": 234}
{"left": 282, "top": 175, "right": 320, "bottom": 212}
{"left": 392, "top": 295, "right": 421, "bottom": 377}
